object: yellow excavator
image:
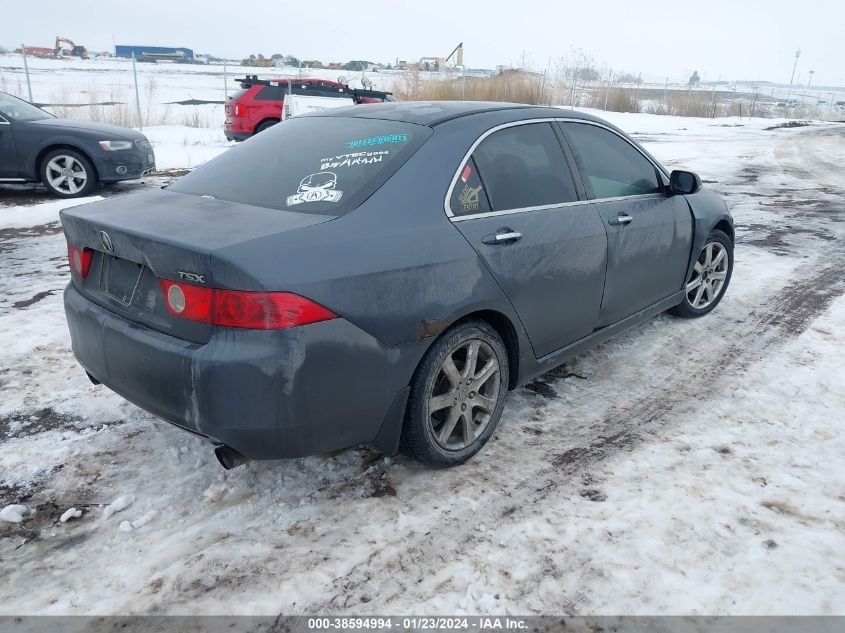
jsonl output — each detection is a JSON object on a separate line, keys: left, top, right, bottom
{"left": 54, "top": 36, "right": 88, "bottom": 59}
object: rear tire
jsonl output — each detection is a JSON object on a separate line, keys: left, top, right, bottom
{"left": 669, "top": 229, "right": 733, "bottom": 318}
{"left": 400, "top": 320, "right": 509, "bottom": 466}
{"left": 40, "top": 149, "right": 97, "bottom": 198}
{"left": 254, "top": 119, "right": 278, "bottom": 134}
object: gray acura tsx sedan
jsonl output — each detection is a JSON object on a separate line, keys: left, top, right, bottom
{"left": 61, "top": 101, "right": 734, "bottom": 469}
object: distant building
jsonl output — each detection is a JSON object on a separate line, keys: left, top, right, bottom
{"left": 417, "top": 56, "right": 445, "bottom": 71}
{"left": 114, "top": 45, "right": 194, "bottom": 63}
{"left": 17, "top": 46, "right": 54, "bottom": 58}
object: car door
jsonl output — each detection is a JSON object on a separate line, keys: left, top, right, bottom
{"left": 560, "top": 121, "right": 693, "bottom": 327}
{"left": 0, "top": 113, "right": 19, "bottom": 178}
{"left": 449, "top": 121, "right": 608, "bottom": 358}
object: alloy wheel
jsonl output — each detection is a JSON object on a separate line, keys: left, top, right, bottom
{"left": 46, "top": 155, "right": 88, "bottom": 195}
{"left": 428, "top": 339, "right": 501, "bottom": 451}
{"left": 686, "top": 242, "right": 729, "bottom": 310}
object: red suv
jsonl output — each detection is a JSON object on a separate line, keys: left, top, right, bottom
{"left": 224, "top": 76, "right": 391, "bottom": 141}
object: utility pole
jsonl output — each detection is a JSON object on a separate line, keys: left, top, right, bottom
{"left": 709, "top": 76, "right": 719, "bottom": 118}
{"left": 131, "top": 53, "right": 143, "bottom": 130}
{"left": 604, "top": 68, "right": 612, "bottom": 110}
{"left": 785, "top": 48, "right": 801, "bottom": 105}
{"left": 20, "top": 45, "right": 33, "bottom": 102}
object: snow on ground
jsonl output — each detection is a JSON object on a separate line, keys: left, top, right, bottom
{"left": 0, "top": 110, "right": 843, "bottom": 615}
{"left": 0, "top": 53, "right": 405, "bottom": 128}
{"left": 142, "top": 125, "right": 231, "bottom": 170}
{"left": 0, "top": 196, "right": 103, "bottom": 230}
{"left": 0, "top": 54, "right": 401, "bottom": 103}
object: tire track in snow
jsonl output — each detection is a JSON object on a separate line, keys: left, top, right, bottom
{"left": 297, "top": 127, "right": 845, "bottom": 615}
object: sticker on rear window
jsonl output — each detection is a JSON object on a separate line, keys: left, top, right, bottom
{"left": 286, "top": 171, "right": 344, "bottom": 206}
{"left": 320, "top": 150, "right": 389, "bottom": 170}
{"left": 461, "top": 164, "right": 472, "bottom": 183}
{"left": 344, "top": 134, "right": 409, "bottom": 149}
{"left": 458, "top": 184, "right": 483, "bottom": 213}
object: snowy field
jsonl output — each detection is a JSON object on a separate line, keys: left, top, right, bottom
{"left": 0, "top": 54, "right": 405, "bottom": 129}
{"left": 0, "top": 110, "right": 844, "bottom": 616}
{"left": 4, "top": 54, "right": 843, "bottom": 130}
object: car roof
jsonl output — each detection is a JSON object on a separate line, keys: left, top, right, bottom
{"left": 307, "top": 101, "right": 606, "bottom": 127}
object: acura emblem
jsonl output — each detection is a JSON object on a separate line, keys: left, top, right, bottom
{"left": 100, "top": 231, "right": 114, "bottom": 253}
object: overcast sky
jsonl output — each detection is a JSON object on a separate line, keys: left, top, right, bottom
{"left": 2, "top": 0, "right": 842, "bottom": 85}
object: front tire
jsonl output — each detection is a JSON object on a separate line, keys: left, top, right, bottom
{"left": 669, "top": 229, "right": 733, "bottom": 318}
{"left": 40, "top": 149, "right": 97, "bottom": 198}
{"left": 400, "top": 320, "right": 509, "bottom": 466}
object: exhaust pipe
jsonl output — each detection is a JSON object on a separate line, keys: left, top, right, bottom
{"left": 214, "top": 445, "right": 249, "bottom": 470}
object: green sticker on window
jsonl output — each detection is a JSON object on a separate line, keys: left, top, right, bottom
{"left": 344, "top": 134, "right": 408, "bottom": 149}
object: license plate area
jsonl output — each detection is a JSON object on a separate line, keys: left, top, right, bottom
{"left": 99, "top": 255, "right": 144, "bottom": 306}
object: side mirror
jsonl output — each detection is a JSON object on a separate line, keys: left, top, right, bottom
{"left": 669, "top": 170, "right": 702, "bottom": 195}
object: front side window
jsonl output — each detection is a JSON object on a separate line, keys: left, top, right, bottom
{"left": 563, "top": 122, "right": 662, "bottom": 199}
{"left": 470, "top": 123, "right": 578, "bottom": 212}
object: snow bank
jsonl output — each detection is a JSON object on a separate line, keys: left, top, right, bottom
{"left": 0, "top": 504, "right": 27, "bottom": 523}
{"left": 0, "top": 196, "right": 103, "bottom": 230}
{"left": 59, "top": 508, "right": 82, "bottom": 523}
{"left": 102, "top": 495, "right": 134, "bottom": 519}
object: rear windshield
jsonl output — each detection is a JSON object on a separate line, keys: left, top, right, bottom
{"left": 169, "top": 116, "right": 430, "bottom": 215}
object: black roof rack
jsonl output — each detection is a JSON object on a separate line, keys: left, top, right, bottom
{"left": 236, "top": 75, "right": 392, "bottom": 101}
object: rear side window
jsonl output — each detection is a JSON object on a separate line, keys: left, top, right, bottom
{"left": 254, "top": 86, "right": 283, "bottom": 101}
{"left": 563, "top": 122, "right": 662, "bottom": 199}
{"left": 470, "top": 123, "right": 578, "bottom": 211}
{"left": 168, "top": 117, "right": 431, "bottom": 215}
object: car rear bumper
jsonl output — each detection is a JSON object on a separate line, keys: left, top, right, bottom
{"left": 223, "top": 129, "right": 251, "bottom": 142}
{"left": 64, "top": 283, "right": 423, "bottom": 459}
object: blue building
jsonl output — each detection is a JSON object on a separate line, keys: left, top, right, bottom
{"left": 115, "top": 45, "right": 194, "bottom": 63}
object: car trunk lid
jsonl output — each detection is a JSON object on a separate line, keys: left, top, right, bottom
{"left": 60, "top": 189, "right": 336, "bottom": 344}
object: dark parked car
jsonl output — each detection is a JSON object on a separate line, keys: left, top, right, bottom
{"left": 0, "top": 91, "right": 155, "bottom": 198}
{"left": 61, "top": 102, "right": 734, "bottom": 469}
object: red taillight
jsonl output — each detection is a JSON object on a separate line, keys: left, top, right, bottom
{"left": 159, "top": 280, "right": 337, "bottom": 330}
{"left": 67, "top": 242, "right": 93, "bottom": 278}
{"left": 234, "top": 104, "right": 245, "bottom": 116}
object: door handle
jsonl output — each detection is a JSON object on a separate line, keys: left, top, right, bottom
{"left": 481, "top": 230, "right": 522, "bottom": 245}
{"left": 608, "top": 213, "right": 633, "bottom": 226}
